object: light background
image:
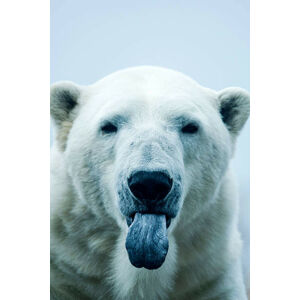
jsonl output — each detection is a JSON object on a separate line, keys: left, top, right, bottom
{"left": 51, "top": 0, "right": 250, "bottom": 285}
{"left": 2, "top": 1, "right": 300, "bottom": 299}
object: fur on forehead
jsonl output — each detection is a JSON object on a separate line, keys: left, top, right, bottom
{"left": 80, "top": 67, "right": 220, "bottom": 126}
{"left": 86, "top": 66, "right": 218, "bottom": 107}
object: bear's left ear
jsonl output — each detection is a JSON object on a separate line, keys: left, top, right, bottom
{"left": 217, "top": 87, "right": 250, "bottom": 136}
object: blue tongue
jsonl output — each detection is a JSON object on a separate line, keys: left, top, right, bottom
{"left": 125, "top": 213, "right": 169, "bottom": 270}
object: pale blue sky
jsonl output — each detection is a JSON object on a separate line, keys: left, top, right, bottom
{"left": 51, "top": 0, "right": 249, "bottom": 282}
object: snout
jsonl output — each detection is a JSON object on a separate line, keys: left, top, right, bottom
{"left": 128, "top": 171, "right": 173, "bottom": 204}
{"left": 119, "top": 169, "right": 181, "bottom": 225}
{"left": 120, "top": 169, "right": 183, "bottom": 270}
{"left": 125, "top": 171, "right": 174, "bottom": 270}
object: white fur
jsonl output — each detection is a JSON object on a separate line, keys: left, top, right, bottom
{"left": 51, "top": 66, "right": 249, "bottom": 300}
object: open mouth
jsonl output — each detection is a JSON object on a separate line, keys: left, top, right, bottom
{"left": 125, "top": 212, "right": 171, "bottom": 270}
{"left": 126, "top": 212, "right": 172, "bottom": 228}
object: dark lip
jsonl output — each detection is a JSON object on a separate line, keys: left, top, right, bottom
{"left": 126, "top": 213, "right": 172, "bottom": 228}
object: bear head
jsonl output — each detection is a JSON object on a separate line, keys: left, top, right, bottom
{"left": 51, "top": 66, "right": 249, "bottom": 269}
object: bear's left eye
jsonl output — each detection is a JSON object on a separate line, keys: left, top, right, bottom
{"left": 181, "top": 123, "right": 199, "bottom": 134}
{"left": 101, "top": 122, "right": 118, "bottom": 134}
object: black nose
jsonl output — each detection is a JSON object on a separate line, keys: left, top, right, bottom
{"left": 128, "top": 171, "right": 173, "bottom": 202}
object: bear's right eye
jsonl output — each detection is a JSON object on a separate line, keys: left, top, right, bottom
{"left": 101, "top": 122, "right": 118, "bottom": 134}
{"left": 181, "top": 123, "right": 199, "bottom": 134}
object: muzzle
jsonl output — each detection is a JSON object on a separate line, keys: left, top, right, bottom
{"left": 120, "top": 170, "right": 182, "bottom": 270}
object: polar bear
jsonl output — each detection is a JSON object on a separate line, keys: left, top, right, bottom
{"left": 50, "top": 66, "right": 249, "bottom": 300}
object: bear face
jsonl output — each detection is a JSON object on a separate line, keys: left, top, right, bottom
{"left": 51, "top": 66, "right": 249, "bottom": 271}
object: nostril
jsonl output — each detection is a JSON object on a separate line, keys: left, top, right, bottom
{"left": 128, "top": 171, "right": 173, "bottom": 202}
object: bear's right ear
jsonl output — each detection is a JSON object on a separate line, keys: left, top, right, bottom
{"left": 50, "top": 81, "right": 81, "bottom": 126}
{"left": 50, "top": 81, "right": 81, "bottom": 150}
